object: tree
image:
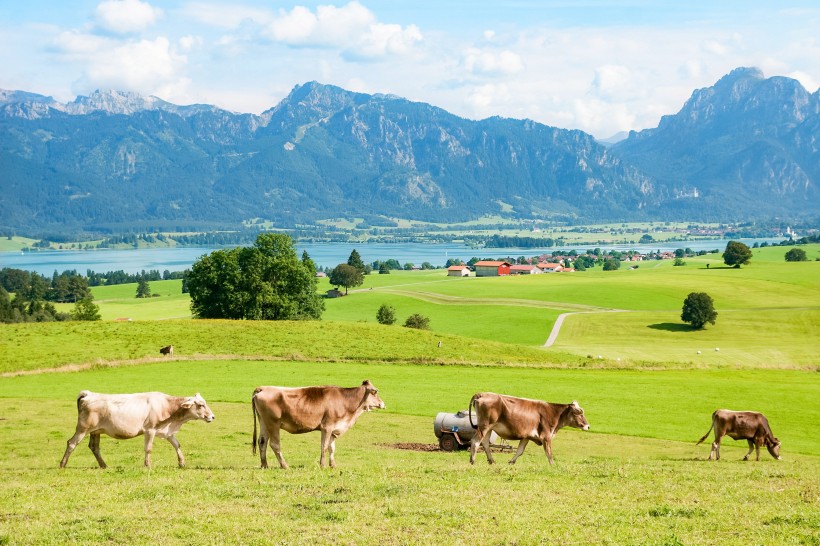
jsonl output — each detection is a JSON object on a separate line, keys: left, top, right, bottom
{"left": 136, "top": 278, "right": 152, "bottom": 298}
{"left": 784, "top": 248, "right": 808, "bottom": 262}
{"left": 681, "top": 292, "right": 718, "bottom": 329}
{"left": 71, "top": 296, "right": 101, "bottom": 321}
{"left": 376, "top": 304, "right": 396, "bottom": 325}
{"left": 187, "top": 233, "right": 324, "bottom": 320}
{"left": 723, "top": 241, "right": 752, "bottom": 268}
{"left": 673, "top": 258, "right": 686, "bottom": 266}
{"left": 403, "top": 313, "right": 430, "bottom": 330}
{"left": 378, "top": 262, "right": 390, "bottom": 274}
{"left": 602, "top": 258, "right": 621, "bottom": 271}
{"left": 329, "top": 264, "right": 363, "bottom": 295}
{"left": 347, "top": 249, "right": 367, "bottom": 275}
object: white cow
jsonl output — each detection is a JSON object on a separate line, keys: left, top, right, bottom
{"left": 60, "top": 390, "right": 215, "bottom": 468}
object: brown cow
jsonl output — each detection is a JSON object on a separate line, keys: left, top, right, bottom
{"left": 60, "top": 391, "right": 215, "bottom": 468}
{"left": 469, "top": 392, "right": 589, "bottom": 465}
{"left": 252, "top": 380, "right": 385, "bottom": 469}
{"left": 160, "top": 345, "right": 174, "bottom": 356}
{"left": 697, "top": 409, "right": 781, "bottom": 461}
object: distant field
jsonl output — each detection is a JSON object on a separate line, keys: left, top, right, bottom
{"left": 50, "top": 243, "right": 819, "bottom": 367}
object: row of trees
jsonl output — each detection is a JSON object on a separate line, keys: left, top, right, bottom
{"left": 0, "top": 268, "right": 100, "bottom": 323}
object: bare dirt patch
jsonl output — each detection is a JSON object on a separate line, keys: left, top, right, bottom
{"left": 385, "top": 442, "right": 441, "bottom": 452}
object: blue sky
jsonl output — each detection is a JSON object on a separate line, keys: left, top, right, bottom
{"left": 1, "top": 1, "right": 818, "bottom": 137}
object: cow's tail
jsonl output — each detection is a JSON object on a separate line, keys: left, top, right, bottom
{"left": 468, "top": 393, "right": 480, "bottom": 429}
{"left": 251, "top": 391, "right": 259, "bottom": 455}
{"left": 696, "top": 412, "right": 716, "bottom": 445}
{"left": 77, "top": 390, "right": 91, "bottom": 410}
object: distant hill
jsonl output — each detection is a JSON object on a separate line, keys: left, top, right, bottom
{"left": 1, "top": 67, "right": 817, "bottom": 235}
{"left": 613, "top": 67, "right": 819, "bottom": 220}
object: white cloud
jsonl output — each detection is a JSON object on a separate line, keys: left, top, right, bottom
{"left": 95, "top": 0, "right": 162, "bottom": 34}
{"left": 463, "top": 48, "right": 523, "bottom": 77}
{"left": 261, "top": 1, "right": 422, "bottom": 59}
{"left": 53, "top": 31, "right": 187, "bottom": 95}
{"left": 183, "top": 2, "right": 272, "bottom": 29}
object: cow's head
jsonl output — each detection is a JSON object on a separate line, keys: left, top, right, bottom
{"left": 766, "top": 437, "right": 782, "bottom": 460}
{"left": 182, "top": 393, "right": 215, "bottom": 423}
{"left": 361, "top": 380, "right": 385, "bottom": 411}
{"left": 567, "top": 401, "right": 590, "bottom": 431}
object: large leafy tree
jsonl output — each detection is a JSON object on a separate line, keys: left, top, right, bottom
{"left": 187, "top": 233, "right": 324, "bottom": 320}
{"left": 329, "top": 264, "right": 363, "bottom": 295}
{"left": 784, "top": 248, "right": 808, "bottom": 262}
{"left": 723, "top": 241, "right": 752, "bottom": 268}
{"left": 681, "top": 292, "right": 718, "bottom": 329}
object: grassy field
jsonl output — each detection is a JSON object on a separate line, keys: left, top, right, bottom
{"left": 1, "top": 242, "right": 818, "bottom": 544}
{"left": 0, "top": 359, "right": 818, "bottom": 544}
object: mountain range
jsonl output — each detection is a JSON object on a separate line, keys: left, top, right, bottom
{"left": 1, "top": 67, "right": 817, "bottom": 235}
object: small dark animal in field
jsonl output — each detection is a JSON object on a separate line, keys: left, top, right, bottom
{"left": 160, "top": 345, "right": 174, "bottom": 356}
{"left": 697, "top": 409, "right": 781, "bottom": 461}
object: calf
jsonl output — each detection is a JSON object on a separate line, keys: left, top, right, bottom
{"left": 697, "top": 409, "right": 781, "bottom": 461}
{"left": 60, "top": 390, "right": 215, "bottom": 468}
{"left": 469, "top": 392, "right": 589, "bottom": 465}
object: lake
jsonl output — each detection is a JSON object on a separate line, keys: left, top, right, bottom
{"left": 0, "top": 239, "right": 783, "bottom": 276}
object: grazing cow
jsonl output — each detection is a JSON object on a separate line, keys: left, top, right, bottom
{"left": 697, "top": 409, "right": 781, "bottom": 461}
{"left": 468, "top": 392, "right": 589, "bottom": 465}
{"left": 160, "top": 345, "right": 174, "bottom": 356}
{"left": 252, "top": 380, "right": 385, "bottom": 469}
{"left": 60, "top": 391, "right": 215, "bottom": 469}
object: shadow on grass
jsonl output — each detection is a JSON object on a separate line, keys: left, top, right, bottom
{"left": 647, "top": 323, "right": 693, "bottom": 332}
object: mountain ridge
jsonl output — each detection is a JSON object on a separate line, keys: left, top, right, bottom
{"left": 1, "top": 68, "right": 817, "bottom": 235}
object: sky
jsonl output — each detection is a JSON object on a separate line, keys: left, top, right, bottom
{"left": 1, "top": 0, "right": 818, "bottom": 138}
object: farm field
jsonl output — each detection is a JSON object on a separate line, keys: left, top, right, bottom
{"left": 0, "top": 359, "right": 818, "bottom": 544}
{"left": 1, "top": 242, "right": 817, "bottom": 544}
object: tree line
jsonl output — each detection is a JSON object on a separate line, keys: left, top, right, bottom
{"left": 0, "top": 268, "right": 99, "bottom": 323}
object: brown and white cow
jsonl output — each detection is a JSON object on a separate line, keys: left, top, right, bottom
{"left": 252, "top": 380, "right": 385, "bottom": 469}
{"left": 697, "top": 409, "right": 781, "bottom": 461}
{"left": 160, "top": 345, "right": 174, "bottom": 356}
{"left": 60, "top": 390, "right": 215, "bottom": 469}
{"left": 468, "top": 392, "right": 589, "bottom": 465}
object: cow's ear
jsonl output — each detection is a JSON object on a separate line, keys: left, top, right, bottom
{"left": 181, "top": 398, "right": 194, "bottom": 408}
{"left": 572, "top": 400, "right": 579, "bottom": 408}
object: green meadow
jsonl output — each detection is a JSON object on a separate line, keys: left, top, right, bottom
{"left": 0, "top": 243, "right": 818, "bottom": 544}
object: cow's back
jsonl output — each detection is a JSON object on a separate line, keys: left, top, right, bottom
{"left": 254, "top": 386, "right": 347, "bottom": 434}
{"left": 474, "top": 392, "right": 545, "bottom": 439}
{"left": 77, "top": 391, "right": 174, "bottom": 439}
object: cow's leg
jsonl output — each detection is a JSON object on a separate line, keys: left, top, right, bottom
{"left": 508, "top": 439, "right": 530, "bottom": 465}
{"left": 754, "top": 438, "right": 762, "bottom": 461}
{"left": 543, "top": 437, "right": 555, "bottom": 465}
{"left": 743, "top": 439, "right": 755, "bottom": 461}
{"left": 709, "top": 435, "right": 721, "bottom": 460}
{"left": 319, "top": 429, "right": 333, "bottom": 469}
{"left": 88, "top": 433, "right": 107, "bottom": 468}
{"left": 143, "top": 430, "right": 157, "bottom": 468}
{"left": 328, "top": 436, "right": 338, "bottom": 469}
{"left": 269, "top": 426, "right": 288, "bottom": 469}
{"left": 60, "top": 429, "right": 87, "bottom": 468}
{"left": 168, "top": 435, "right": 185, "bottom": 467}
{"left": 469, "top": 431, "right": 482, "bottom": 465}
{"left": 481, "top": 430, "right": 495, "bottom": 464}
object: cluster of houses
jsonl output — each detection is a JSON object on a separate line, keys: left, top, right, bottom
{"left": 447, "top": 260, "right": 572, "bottom": 277}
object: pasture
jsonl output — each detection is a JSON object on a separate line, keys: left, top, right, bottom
{"left": 0, "top": 242, "right": 818, "bottom": 544}
{"left": 0, "top": 358, "right": 818, "bottom": 544}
